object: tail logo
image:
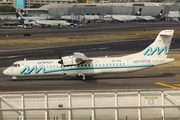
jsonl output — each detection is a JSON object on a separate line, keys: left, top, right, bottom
{"left": 144, "top": 46, "right": 168, "bottom": 56}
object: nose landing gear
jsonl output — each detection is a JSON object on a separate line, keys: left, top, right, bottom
{"left": 12, "top": 76, "right": 17, "bottom": 81}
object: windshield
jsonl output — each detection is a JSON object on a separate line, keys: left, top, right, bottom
{"left": 10, "top": 63, "right": 20, "bottom": 67}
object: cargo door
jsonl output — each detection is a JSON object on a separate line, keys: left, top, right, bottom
{"left": 127, "top": 59, "right": 133, "bottom": 71}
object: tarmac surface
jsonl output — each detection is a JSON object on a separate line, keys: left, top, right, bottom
{"left": 0, "top": 21, "right": 180, "bottom": 92}
{"left": 0, "top": 21, "right": 180, "bottom": 38}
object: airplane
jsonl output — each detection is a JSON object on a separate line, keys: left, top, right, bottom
{"left": 103, "top": 8, "right": 142, "bottom": 23}
{"left": 137, "top": 9, "right": 163, "bottom": 21}
{"left": 167, "top": 11, "right": 180, "bottom": 21}
{"left": 16, "top": 10, "right": 72, "bottom": 28}
{"left": 3, "top": 30, "right": 174, "bottom": 81}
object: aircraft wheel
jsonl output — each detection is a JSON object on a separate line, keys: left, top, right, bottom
{"left": 12, "top": 76, "right": 17, "bottom": 81}
{"left": 82, "top": 76, "right": 86, "bottom": 81}
{"left": 78, "top": 73, "right": 86, "bottom": 81}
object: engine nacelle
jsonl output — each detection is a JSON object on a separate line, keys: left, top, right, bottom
{"left": 61, "top": 56, "right": 78, "bottom": 66}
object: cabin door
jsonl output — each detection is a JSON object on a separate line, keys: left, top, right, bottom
{"left": 127, "top": 59, "right": 133, "bottom": 71}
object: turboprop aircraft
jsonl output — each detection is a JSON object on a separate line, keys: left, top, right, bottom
{"left": 3, "top": 30, "right": 174, "bottom": 81}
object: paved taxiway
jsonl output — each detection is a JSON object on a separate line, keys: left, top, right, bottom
{"left": 0, "top": 37, "right": 180, "bottom": 91}
{"left": 0, "top": 67, "right": 180, "bottom": 91}
{"left": 0, "top": 21, "right": 180, "bottom": 38}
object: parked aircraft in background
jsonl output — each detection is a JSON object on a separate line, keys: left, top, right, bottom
{"left": 137, "top": 9, "right": 163, "bottom": 21}
{"left": 33, "top": 19, "right": 72, "bottom": 28}
{"left": 3, "top": 30, "right": 174, "bottom": 81}
{"left": 167, "top": 11, "right": 180, "bottom": 21}
{"left": 103, "top": 8, "right": 142, "bottom": 23}
{"left": 16, "top": 10, "right": 72, "bottom": 28}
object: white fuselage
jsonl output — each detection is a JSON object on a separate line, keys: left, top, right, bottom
{"left": 3, "top": 57, "right": 174, "bottom": 78}
{"left": 34, "top": 20, "right": 71, "bottom": 26}
{"left": 137, "top": 16, "right": 156, "bottom": 21}
{"left": 104, "top": 15, "right": 138, "bottom": 22}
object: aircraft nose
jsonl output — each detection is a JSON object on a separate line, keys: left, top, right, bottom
{"left": 3, "top": 69, "right": 8, "bottom": 75}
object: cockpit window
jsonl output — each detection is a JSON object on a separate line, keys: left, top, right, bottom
{"left": 10, "top": 64, "right": 20, "bottom": 67}
{"left": 10, "top": 64, "right": 15, "bottom": 67}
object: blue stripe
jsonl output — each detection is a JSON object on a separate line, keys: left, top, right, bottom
{"left": 43, "top": 64, "right": 154, "bottom": 73}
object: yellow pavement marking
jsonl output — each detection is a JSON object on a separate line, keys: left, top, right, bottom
{"left": 175, "top": 75, "right": 180, "bottom": 78}
{"left": 174, "top": 84, "right": 180, "bottom": 87}
{"left": 154, "top": 82, "right": 179, "bottom": 89}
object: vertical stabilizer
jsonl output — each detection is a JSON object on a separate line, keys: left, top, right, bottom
{"left": 16, "top": 10, "right": 25, "bottom": 24}
{"left": 141, "top": 30, "right": 174, "bottom": 58}
{"left": 135, "top": 8, "right": 142, "bottom": 16}
{"left": 125, "top": 30, "right": 174, "bottom": 58}
{"left": 155, "top": 9, "right": 163, "bottom": 18}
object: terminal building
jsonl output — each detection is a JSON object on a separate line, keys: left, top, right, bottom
{"left": 0, "top": 0, "right": 180, "bottom": 20}
{"left": 0, "top": 0, "right": 178, "bottom": 8}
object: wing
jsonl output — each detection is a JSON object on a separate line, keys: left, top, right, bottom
{"left": 112, "top": 17, "right": 124, "bottom": 22}
{"left": 35, "top": 20, "right": 52, "bottom": 27}
{"left": 137, "top": 16, "right": 156, "bottom": 21}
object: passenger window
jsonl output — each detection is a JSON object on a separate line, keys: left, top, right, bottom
{"left": 14, "top": 64, "right": 17, "bottom": 67}
{"left": 81, "top": 64, "right": 83, "bottom": 67}
{"left": 109, "top": 63, "right": 111, "bottom": 66}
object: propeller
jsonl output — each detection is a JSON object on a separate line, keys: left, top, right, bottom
{"left": 58, "top": 51, "right": 63, "bottom": 64}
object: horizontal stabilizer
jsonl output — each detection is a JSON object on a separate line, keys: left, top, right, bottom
{"left": 160, "top": 30, "right": 173, "bottom": 36}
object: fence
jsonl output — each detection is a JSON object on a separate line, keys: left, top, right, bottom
{"left": 0, "top": 89, "right": 180, "bottom": 120}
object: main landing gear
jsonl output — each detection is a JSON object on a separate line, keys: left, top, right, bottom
{"left": 12, "top": 76, "right": 17, "bottom": 81}
{"left": 78, "top": 73, "right": 86, "bottom": 81}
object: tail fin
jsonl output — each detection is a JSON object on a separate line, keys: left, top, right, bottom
{"left": 125, "top": 30, "right": 174, "bottom": 58}
{"left": 20, "top": 9, "right": 28, "bottom": 17}
{"left": 141, "top": 30, "right": 174, "bottom": 58}
{"left": 155, "top": 9, "right": 163, "bottom": 18}
{"left": 16, "top": 10, "right": 25, "bottom": 24}
{"left": 135, "top": 8, "right": 142, "bottom": 16}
